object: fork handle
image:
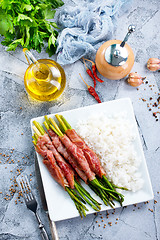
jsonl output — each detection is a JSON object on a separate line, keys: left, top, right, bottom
{"left": 40, "top": 226, "right": 50, "bottom": 240}
{"left": 35, "top": 212, "right": 50, "bottom": 240}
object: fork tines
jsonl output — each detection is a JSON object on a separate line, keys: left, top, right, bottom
{"left": 17, "top": 175, "right": 50, "bottom": 240}
{"left": 18, "top": 175, "right": 34, "bottom": 202}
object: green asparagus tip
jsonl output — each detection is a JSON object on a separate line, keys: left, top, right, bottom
{"left": 32, "top": 134, "right": 38, "bottom": 144}
{"left": 32, "top": 126, "right": 41, "bottom": 136}
{"left": 33, "top": 120, "right": 45, "bottom": 135}
{"left": 44, "top": 115, "right": 50, "bottom": 126}
{"left": 32, "top": 140, "right": 36, "bottom": 145}
{"left": 43, "top": 120, "right": 50, "bottom": 130}
{"left": 50, "top": 124, "right": 63, "bottom": 137}
{"left": 49, "top": 117, "right": 64, "bottom": 136}
{"left": 60, "top": 115, "right": 72, "bottom": 130}
{"left": 55, "top": 114, "right": 68, "bottom": 133}
{"left": 112, "top": 184, "right": 128, "bottom": 191}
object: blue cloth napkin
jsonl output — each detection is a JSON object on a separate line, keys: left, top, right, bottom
{"left": 56, "top": 0, "right": 131, "bottom": 65}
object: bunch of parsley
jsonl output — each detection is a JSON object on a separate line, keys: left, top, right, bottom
{"left": 0, "top": 0, "right": 64, "bottom": 56}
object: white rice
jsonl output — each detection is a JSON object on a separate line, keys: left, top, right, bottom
{"left": 76, "top": 113, "right": 144, "bottom": 192}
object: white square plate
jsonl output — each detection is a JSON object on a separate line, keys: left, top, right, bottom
{"left": 31, "top": 98, "right": 153, "bottom": 221}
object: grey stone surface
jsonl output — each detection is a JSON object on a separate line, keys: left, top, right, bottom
{"left": 0, "top": 0, "right": 160, "bottom": 239}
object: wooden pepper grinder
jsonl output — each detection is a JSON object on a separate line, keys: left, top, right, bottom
{"left": 95, "top": 25, "right": 136, "bottom": 80}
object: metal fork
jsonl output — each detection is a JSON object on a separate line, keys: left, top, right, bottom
{"left": 18, "top": 175, "right": 50, "bottom": 240}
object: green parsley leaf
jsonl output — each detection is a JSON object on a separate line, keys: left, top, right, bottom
{"left": 0, "top": 0, "right": 64, "bottom": 55}
{"left": 0, "top": 11, "right": 13, "bottom": 35}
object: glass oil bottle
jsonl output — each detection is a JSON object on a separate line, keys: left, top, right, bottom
{"left": 23, "top": 48, "right": 66, "bottom": 101}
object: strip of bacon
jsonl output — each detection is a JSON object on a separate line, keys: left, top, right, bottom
{"left": 36, "top": 138, "right": 48, "bottom": 158}
{"left": 43, "top": 150, "right": 69, "bottom": 189}
{"left": 65, "top": 129, "right": 106, "bottom": 178}
{"left": 36, "top": 144, "right": 47, "bottom": 158}
{"left": 35, "top": 140, "right": 69, "bottom": 189}
{"left": 59, "top": 134, "right": 95, "bottom": 181}
{"left": 48, "top": 129, "right": 88, "bottom": 183}
{"left": 41, "top": 133, "right": 75, "bottom": 189}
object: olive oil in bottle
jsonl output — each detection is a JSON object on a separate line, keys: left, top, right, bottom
{"left": 23, "top": 49, "right": 66, "bottom": 101}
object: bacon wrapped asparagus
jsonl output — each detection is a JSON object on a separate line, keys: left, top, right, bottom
{"left": 44, "top": 115, "right": 124, "bottom": 207}
{"left": 32, "top": 122, "right": 101, "bottom": 218}
{"left": 47, "top": 128, "right": 88, "bottom": 183}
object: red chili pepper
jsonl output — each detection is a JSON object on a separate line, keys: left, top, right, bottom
{"left": 83, "top": 58, "right": 96, "bottom": 88}
{"left": 92, "top": 64, "right": 104, "bottom": 83}
{"left": 79, "top": 73, "right": 101, "bottom": 103}
{"left": 84, "top": 58, "right": 104, "bottom": 83}
{"left": 86, "top": 68, "right": 96, "bottom": 88}
{"left": 88, "top": 86, "right": 101, "bottom": 103}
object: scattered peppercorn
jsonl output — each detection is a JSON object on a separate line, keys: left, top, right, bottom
{"left": 148, "top": 209, "right": 153, "bottom": 212}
